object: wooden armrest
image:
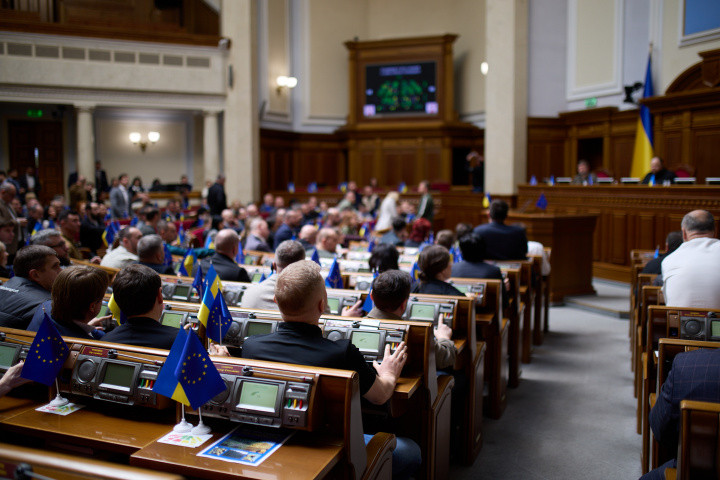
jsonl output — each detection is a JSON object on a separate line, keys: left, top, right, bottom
{"left": 650, "top": 393, "right": 656, "bottom": 409}
{"left": 393, "top": 376, "right": 421, "bottom": 399}
{"left": 664, "top": 467, "right": 676, "bottom": 480}
{"left": 362, "top": 432, "right": 396, "bottom": 480}
{"left": 475, "top": 313, "right": 494, "bottom": 325}
{"left": 434, "top": 374, "right": 455, "bottom": 409}
{"left": 453, "top": 338, "right": 466, "bottom": 353}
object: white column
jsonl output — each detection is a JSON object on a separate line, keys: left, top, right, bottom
{"left": 75, "top": 104, "right": 95, "bottom": 182}
{"left": 485, "top": 0, "right": 528, "bottom": 195}
{"left": 221, "top": 0, "right": 259, "bottom": 205}
{"left": 203, "top": 110, "right": 221, "bottom": 184}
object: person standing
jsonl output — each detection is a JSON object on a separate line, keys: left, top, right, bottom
{"left": 207, "top": 175, "right": 228, "bottom": 217}
{"left": 416, "top": 180, "right": 434, "bottom": 223}
{"left": 109, "top": 173, "right": 131, "bottom": 219}
{"left": 466, "top": 150, "right": 485, "bottom": 193}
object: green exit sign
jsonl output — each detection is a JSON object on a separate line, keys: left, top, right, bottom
{"left": 584, "top": 97, "right": 598, "bottom": 108}
{"left": 27, "top": 109, "right": 43, "bottom": 118}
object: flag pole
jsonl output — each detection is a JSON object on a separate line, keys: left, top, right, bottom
{"left": 173, "top": 404, "right": 193, "bottom": 432}
{"left": 48, "top": 377, "right": 69, "bottom": 407}
{"left": 192, "top": 406, "right": 212, "bottom": 435}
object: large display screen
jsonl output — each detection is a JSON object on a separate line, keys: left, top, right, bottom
{"left": 410, "top": 303, "right": 436, "bottom": 321}
{"left": 351, "top": 331, "right": 381, "bottom": 353}
{"left": 364, "top": 61, "right": 437, "bottom": 117}
{"left": 161, "top": 312, "right": 184, "bottom": 328}
{"left": 247, "top": 321, "right": 273, "bottom": 337}
{"left": 237, "top": 381, "right": 280, "bottom": 413}
{"left": 102, "top": 362, "right": 135, "bottom": 388}
{"left": 0, "top": 344, "right": 16, "bottom": 367}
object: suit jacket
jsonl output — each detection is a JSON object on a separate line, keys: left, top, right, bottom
{"left": 411, "top": 278, "right": 464, "bottom": 297}
{"left": 244, "top": 234, "right": 272, "bottom": 253}
{"left": 195, "top": 252, "right": 251, "bottom": 283}
{"left": 273, "top": 224, "right": 297, "bottom": 250}
{"left": 451, "top": 260, "right": 504, "bottom": 281}
{"left": 138, "top": 261, "right": 175, "bottom": 276}
{"left": 95, "top": 169, "right": 109, "bottom": 195}
{"left": 650, "top": 348, "right": 720, "bottom": 469}
{"left": 417, "top": 193, "right": 434, "bottom": 222}
{"left": 240, "top": 274, "right": 278, "bottom": 310}
{"left": 473, "top": 222, "right": 528, "bottom": 260}
{"left": 641, "top": 169, "right": 677, "bottom": 185}
{"left": 207, "top": 183, "right": 227, "bottom": 216}
{"left": 27, "top": 300, "right": 102, "bottom": 340}
{"left": 18, "top": 174, "right": 40, "bottom": 196}
{"left": 109, "top": 186, "right": 129, "bottom": 219}
{"left": 102, "top": 316, "right": 179, "bottom": 350}
{"left": 0, "top": 277, "right": 51, "bottom": 330}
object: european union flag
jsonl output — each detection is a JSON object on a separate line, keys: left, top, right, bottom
{"left": 192, "top": 263, "right": 204, "bottom": 297}
{"left": 325, "top": 257, "right": 343, "bottom": 289}
{"left": 178, "top": 224, "right": 186, "bottom": 245}
{"left": 529, "top": 175, "right": 537, "bottom": 186}
{"left": 235, "top": 247, "right": 244, "bottom": 265}
{"left": 451, "top": 246, "right": 463, "bottom": 263}
{"left": 163, "top": 243, "right": 173, "bottom": 267}
{"left": 47, "top": 220, "right": 55, "bottom": 229}
{"left": 654, "top": 247, "right": 660, "bottom": 258}
{"left": 367, "top": 238, "right": 375, "bottom": 253}
{"left": 130, "top": 215, "right": 139, "bottom": 227}
{"left": 536, "top": 193, "right": 548, "bottom": 210}
{"left": 179, "top": 249, "right": 196, "bottom": 277}
{"left": 410, "top": 261, "right": 421, "bottom": 281}
{"left": 21, "top": 313, "right": 69, "bottom": 386}
{"left": 202, "top": 290, "right": 233, "bottom": 344}
{"left": 549, "top": 175, "right": 555, "bottom": 186}
{"left": 287, "top": 182, "right": 295, "bottom": 193}
{"left": 173, "top": 329, "right": 226, "bottom": 410}
{"left": 308, "top": 182, "right": 318, "bottom": 193}
{"left": 311, "top": 248, "right": 321, "bottom": 265}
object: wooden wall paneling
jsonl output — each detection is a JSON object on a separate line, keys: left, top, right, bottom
{"left": 693, "top": 128, "right": 720, "bottom": 181}
{"left": 636, "top": 214, "right": 656, "bottom": 250}
{"left": 612, "top": 213, "right": 628, "bottom": 265}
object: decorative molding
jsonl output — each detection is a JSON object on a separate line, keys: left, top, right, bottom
{"left": 679, "top": 0, "right": 720, "bottom": 47}
{"left": 566, "top": 0, "right": 625, "bottom": 101}
{"left": 460, "top": 111, "right": 486, "bottom": 128}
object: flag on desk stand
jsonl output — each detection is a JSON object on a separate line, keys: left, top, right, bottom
{"left": 192, "top": 264, "right": 204, "bottom": 297}
{"left": 179, "top": 249, "right": 197, "bottom": 277}
{"left": 410, "top": 261, "right": 421, "bottom": 281}
{"left": 529, "top": 176, "right": 537, "bottom": 186}
{"left": 163, "top": 243, "right": 173, "bottom": 267}
{"left": 325, "top": 257, "right": 343, "bottom": 289}
{"left": 654, "top": 246, "right": 660, "bottom": 259}
{"left": 258, "top": 272, "right": 267, "bottom": 283}
{"left": 398, "top": 182, "right": 408, "bottom": 194}
{"left": 548, "top": 175, "right": 555, "bottom": 186}
{"left": 338, "top": 182, "right": 348, "bottom": 193}
{"left": 630, "top": 48, "right": 655, "bottom": 180}
{"left": 308, "top": 182, "right": 318, "bottom": 193}
{"left": 287, "top": 182, "right": 295, "bottom": 194}
{"left": 178, "top": 224, "right": 186, "bottom": 246}
{"left": 198, "top": 289, "right": 233, "bottom": 344}
{"left": 482, "top": 193, "right": 491, "bottom": 209}
{"left": 130, "top": 215, "right": 139, "bottom": 227}
{"left": 362, "top": 270, "right": 379, "bottom": 312}
{"left": 30, "top": 221, "right": 41, "bottom": 237}
{"left": 102, "top": 222, "right": 119, "bottom": 248}
{"left": 367, "top": 238, "right": 375, "bottom": 253}
{"left": 108, "top": 293, "right": 127, "bottom": 325}
{"left": 235, "top": 247, "right": 245, "bottom": 265}
{"left": 536, "top": 193, "right": 548, "bottom": 211}
{"left": 21, "top": 313, "right": 69, "bottom": 386}
{"left": 204, "top": 232, "right": 215, "bottom": 250}
{"left": 311, "top": 248, "right": 321, "bottom": 265}
{"left": 451, "top": 246, "right": 463, "bottom": 263}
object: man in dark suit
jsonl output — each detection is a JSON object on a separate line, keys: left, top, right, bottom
{"left": 641, "top": 230, "right": 683, "bottom": 276}
{"left": 18, "top": 166, "right": 40, "bottom": 201}
{"left": 451, "top": 233, "right": 504, "bottom": 280}
{"left": 416, "top": 180, "right": 434, "bottom": 223}
{"left": 273, "top": 209, "right": 302, "bottom": 250}
{"left": 207, "top": 175, "right": 227, "bottom": 216}
{"left": 641, "top": 156, "right": 676, "bottom": 185}
{"left": 473, "top": 199, "right": 528, "bottom": 260}
{"left": 194, "top": 228, "right": 250, "bottom": 282}
{"left": 102, "top": 264, "right": 179, "bottom": 350}
{"left": 136, "top": 234, "right": 175, "bottom": 275}
{"left": 641, "top": 348, "right": 720, "bottom": 480}
{"left": 94, "top": 161, "right": 109, "bottom": 201}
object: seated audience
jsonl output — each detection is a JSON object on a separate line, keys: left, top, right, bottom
{"left": 240, "top": 240, "right": 306, "bottom": 310}
{"left": 239, "top": 260, "right": 420, "bottom": 479}
{"left": 58, "top": 210, "right": 83, "bottom": 260}
{"left": 0, "top": 245, "right": 60, "bottom": 329}
{"left": 368, "top": 243, "right": 400, "bottom": 273}
{"left": 157, "top": 220, "right": 178, "bottom": 246}
{"left": 412, "top": 245, "right": 464, "bottom": 296}
{"left": 641, "top": 230, "right": 683, "bottom": 276}
{"left": 451, "top": 234, "right": 504, "bottom": 281}
{"left": 194, "top": 229, "right": 251, "bottom": 282}
{"left": 367, "top": 269, "right": 457, "bottom": 370}
{"left": 662, "top": 210, "right": 720, "bottom": 309}
{"left": 31, "top": 229, "right": 71, "bottom": 267}
{"left": 273, "top": 209, "right": 303, "bottom": 249}
{"left": 27, "top": 266, "right": 109, "bottom": 339}
{"left": 641, "top": 346, "right": 720, "bottom": 480}
{"left": 312, "top": 228, "right": 340, "bottom": 258}
{"left": 641, "top": 156, "right": 676, "bottom": 185}
{"left": 244, "top": 218, "right": 272, "bottom": 252}
{"left": 297, "top": 224, "right": 318, "bottom": 250}
{"left": 137, "top": 206, "right": 160, "bottom": 236}
{"left": 0, "top": 241, "right": 10, "bottom": 278}
{"left": 259, "top": 193, "right": 275, "bottom": 215}
{"left": 473, "top": 199, "right": 528, "bottom": 260}
{"left": 79, "top": 202, "right": 105, "bottom": 254}
{"left": 100, "top": 226, "right": 142, "bottom": 269}
{"left": 0, "top": 183, "right": 22, "bottom": 258}
{"left": 405, "top": 218, "right": 432, "bottom": 248}
{"left": 136, "top": 234, "right": 175, "bottom": 275}
{"left": 571, "top": 159, "right": 597, "bottom": 185}
{"left": 380, "top": 217, "right": 407, "bottom": 247}
{"left": 102, "top": 264, "right": 178, "bottom": 349}
{"left": 435, "top": 229, "right": 456, "bottom": 250}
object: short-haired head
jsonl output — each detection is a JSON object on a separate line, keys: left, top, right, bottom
{"left": 435, "top": 229, "right": 455, "bottom": 250}
{"left": 52, "top": 266, "right": 109, "bottom": 324}
{"left": 369, "top": 243, "right": 400, "bottom": 273}
{"left": 214, "top": 228, "right": 239, "bottom": 256}
{"left": 274, "top": 260, "right": 325, "bottom": 320}
{"left": 391, "top": 216, "right": 407, "bottom": 233}
{"left": 371, "top": 270, "right": 411, "bottom": 312}
{"left": 112, "top": 264, "right": 161, "bottom": 316}
{"left": 488, "top": 199, "right": 509, "bottom": 223}
{"left": 30, "top": 229, "right": 62, "bottom": 247}
{"left": 13, "top": 245, "right": 57, "bottom": 280}
{"left": 666, "top": 230, "right": 683, "bottom": 254}
{"left": 274, "top": 240, "right": 307, "bottom": 270}
{"left": 137, "top": 234, "right": 163, "bottom": 261}
{"left": 418, "top": 244, "right": 451, "bottom": 281}
{"left": 681, "top": 210, "right": 715, "bottom": 237}
{"left": 458, "top": 233, "right": 486, "bottom": 262}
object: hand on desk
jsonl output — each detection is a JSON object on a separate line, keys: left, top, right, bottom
{"left": 0, "top": 362, "right": 30, "bottom": 397}
{"left": 366, "top": 342, "right": 408, "bottom": 405}
{"left": 208, "top": 343, "right": 230, "bottom": 357}
{"left": 341, "top": 300, "right": 364, "bottom": 318}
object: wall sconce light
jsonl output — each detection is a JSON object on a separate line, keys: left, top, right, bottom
{"left": 481, "top": 62, "right": 489, "bottom": 76}
{"left": 276, "top": 75, "right": 298, "bottom": 94}
{"left": 129, "top": 131, "right": 160, "bottom": 152}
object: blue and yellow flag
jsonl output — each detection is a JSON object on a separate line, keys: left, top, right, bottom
{"left": 30, "top": 221, "right": 42, "bottom": 236}
{"left": 163, "top": 243, "right": 173, "bottom": 267}
{"left": 102, "top": 222, "right": 117, "bottom": 248}
{"left": 398, "top": 182, "right": 408, "bottom": 194}
{"left": 200, "top": 290, "right": 233, "bottom": 344}
{"left": 108, "top": 293, "right": 127, "bottom": 325}
{"left": 308, "top": 182, "right": 318, "bottom": 193}
{"left": 367, "top": 238, "right": 375, "bottom": 253}
{"left": 235, "top": 247, "right": 244, "bottom": 265}
{"left": 482, "top": 193, "right": 491, "bottom": 208}
{"left": 287, "top": 182, "right": 295, "bottom": 193}
{"left": 410, "top": 261, "right": 420, "bottom": 281}
{"left": 362, "top": 270, "right": 379, "bottom": 312}
{"left": 204, "top": 232, "right": 215, "bottom": 250}
{"left": 325, "top": 257, "right": 343, "bottom": 289}
{"left": 631, "top": 52, "right": 654, "bottom": 179}
{"left": 21, "top": 313, "right": 69, "bottom": 386}
{"left": 153, "top": 327, "right": 190, "bottom": 406}
{"left": 197, "top": 265, "right": 224, "bottom": 329}
{"left": 173, "top": 329, "right": 226, "bottom": 410}
{"left": 192, "top": 263, "right": 204, "bottom": 297}
{"left": 311, "top": 248, "right": 321, "bottom": 265}
{"left": 179, "top": 249, "right": 196, "bottom": 277}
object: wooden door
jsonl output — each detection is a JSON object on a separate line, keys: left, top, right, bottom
{"left": 8, "top": 120, "right": 64, "bottom": 204}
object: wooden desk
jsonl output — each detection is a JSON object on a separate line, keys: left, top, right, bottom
{"left": 132, "top": 430, "right": 344, "bottom": 480}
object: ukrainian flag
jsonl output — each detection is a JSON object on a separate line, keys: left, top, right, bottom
{"left": 197, "top": 264, "right": 223, "bottom": 330}
{"left": 482, "top": 193, "right": 491, "bottom": 208}
{"left": 108, "top": 293, "right": 127, "bottom": 325}
{"left": 153, "top": 327, "right": 190, "bottom": 406}
{"left": 179, "top": 249, "right": 196, "bottom": 277}
{"left": 630, "top": 52, "right": 654, "bottom": 179}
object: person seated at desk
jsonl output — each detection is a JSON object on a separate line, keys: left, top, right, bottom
{"left": 473, "top": 199, "right": 528, "bottom": 260}
{"left": 30, "top": 229, "right": 72, "bottom": 267}
{"left": 641, "top": 230, "right": 682, "bottom": 286}
{"left": 273, "top": 209, "right": 302, "bottom": 250}
{"left": 640, "top": 347, "right": 720, "bottom": 480}
{"left": 571, "top": 159, "right": 598, "bottom": 185}
{"left": 379, "top": 217, "right": 407, "bottom": 247}
{"left": 239, "top": 260, "right": 421, "bottom": 479}
{"left": 0, "top": 362, "right": 29, "bottom": 398}
{"left": 641, "top": 156, "right": 677, "bottom": 185}
{"left": 101, "top": 264, "right": 179, "bottom": 349}
{"left": 662, "top": 210, "right": 720, "bottom": 309}
{"left": 240, "top": 240, "right": 306, "bottom": 310}
{"left": 0, "top": 241, "right": 12, "bottom": 278}
{"left": 136, "top": 234, "right": 175, "bottom": 275}
{"left": 404, "top": 218, "right": 431, "bottom": 249}
{"left": 369, "top": 243, "right": 400, "bottom": 273}
{"left": 297, "top": 224, "right": 317, "bottom": 251}
{"left": 366, "top": 269, "right": 456, "bottom": 371}
{"left": 27, "top": 265, "right": 110, "bottom": 340}
{"left": 311, "top": 227, "right": 340, "bottom": 259}
{"left": 100, "top": 226, "right": 143, "bottom": 270}
{"left": 193, "top": 229, "right": 251, "bottom": 282}
{"left": 451, "top": 233, "right": 504, "bottom": 281}
{"left": 243, "top": 218, "right": 273, "bottom": 253}
{"left": 0, "top": 245, "right": 60, "bottom": 330}
{"left": 412, "top": 245, "right": 464, "bottom": 297}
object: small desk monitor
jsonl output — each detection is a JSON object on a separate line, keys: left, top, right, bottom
{"left": 407, "top": 302, "right": 439, "bottom": 322}
{"left": 245, "top": 320, "right": 274, "bottom": 337}
{"left": 235, "top": 379, "right": 283, "bottom": 416}
{"left": 160, "top": 311, "right": 186, "bottom": 328}
{"left": 326, "top": 297, "right": 341, "bottom": 315}
{"left": 251, "top": 272, "right": 263, "bottom": 283}
{"left": 99, "top": 361, "right": 135, "bottom": 393}
{"left": 710, "top": 319, "right": 720, "bottom": 341}
{"left": 0, "top": 344, "right": 17, "bottom": 368}
{"left": 95, "top": 304, "right": 109, "bottom": 319}
{"left": 351, "top": 330, "right": 382, "bottom": 355}
{"left": 172, "top": 284, "right": 192, "bottom": 301}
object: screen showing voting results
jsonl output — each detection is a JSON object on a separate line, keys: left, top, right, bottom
{"left": 237, "top": 381, "right": 280, "bottom": 413}
{"left": 102, "top": 362, "right": 135, "bottom": 389}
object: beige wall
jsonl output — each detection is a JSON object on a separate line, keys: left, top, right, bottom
{"left": 660, "top": 0, "right": 720, "bottom": 93}
{"left": 573, "top": 0, "right": 617, "bottom": 88}
{"left": 266, "top": 0, "right": 291, "bottom": 117}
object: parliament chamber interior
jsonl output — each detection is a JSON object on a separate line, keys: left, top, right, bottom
{"left": 1, "top": 0, "right": 720, "bottom": 479}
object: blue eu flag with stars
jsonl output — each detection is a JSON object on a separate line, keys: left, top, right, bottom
{"left": 173, "top": 329, "right": 226, "bottom": 410}
{"left": 21, "top": 313, "right": 69, "bottom": 386}
{"left": 536, "top": 193, "right": 548, "bottom": 210}
{"left": 325, "top": 257, "right": 343, "bottom": 289}
{"left": 311, "top": 248, "right": 321, "bottom": 265}
{"left": 206, "top": 290, "right": 233, "bottom": 344}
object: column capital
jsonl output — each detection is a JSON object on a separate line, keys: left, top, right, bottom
{"left": 74, "top": 103, "right": 96, "bottom": 114}
{"left": 202, "top": 109, "right": 223, "bottom": 117}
